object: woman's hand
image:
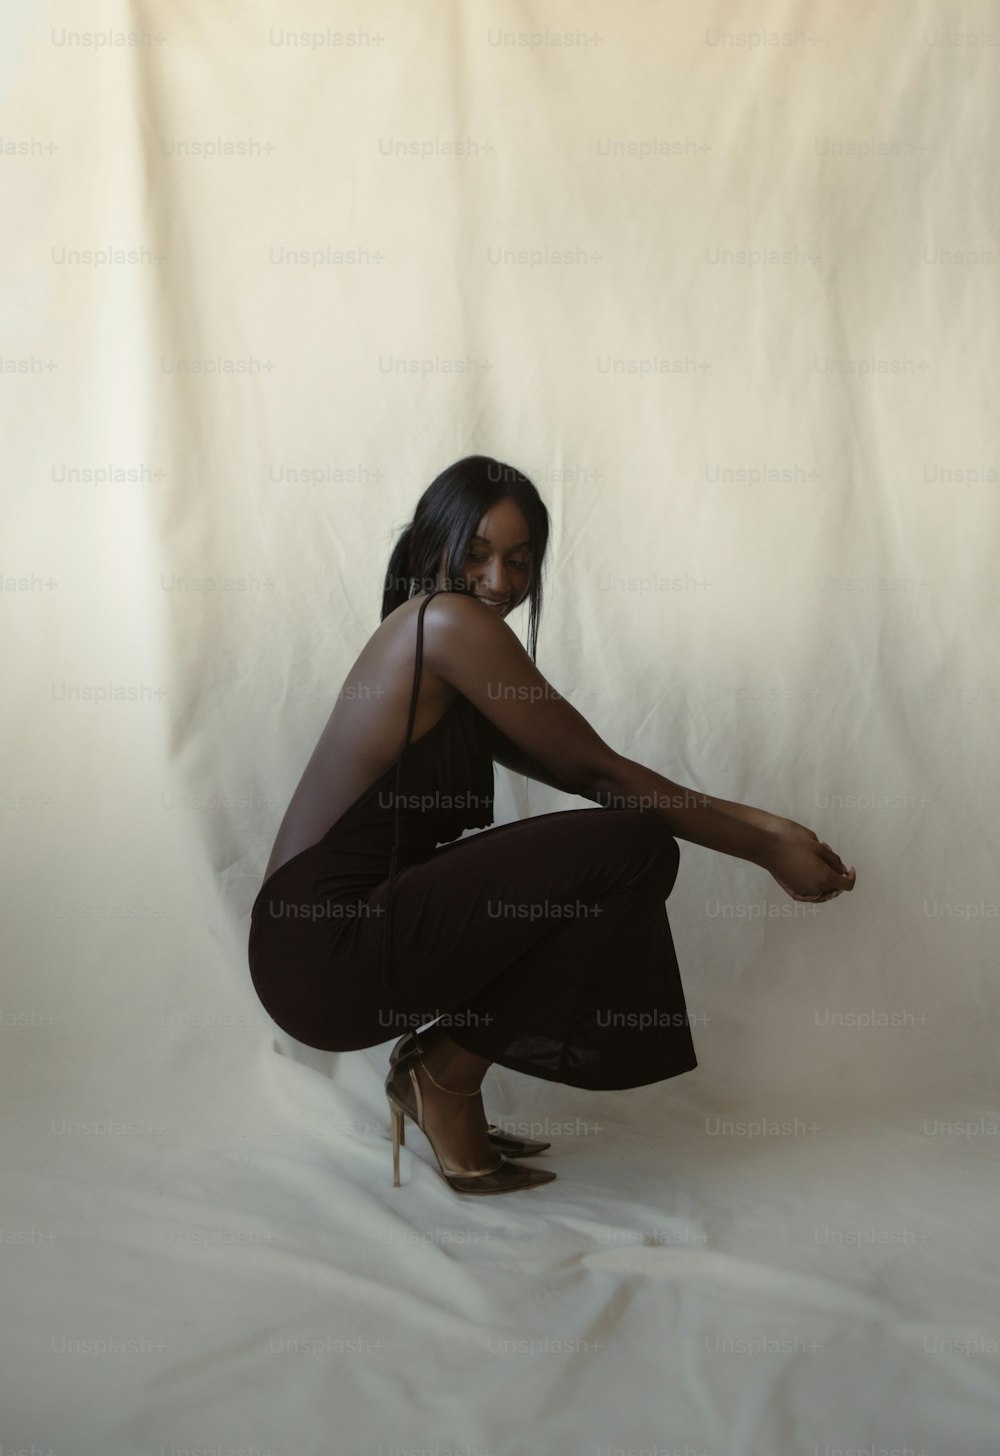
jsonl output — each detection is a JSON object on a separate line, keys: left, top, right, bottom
{"left": 762, "top": 829, "right": 857, "bottom": 902}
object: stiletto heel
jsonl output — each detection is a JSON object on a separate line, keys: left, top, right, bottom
{"left": 390, "top": 1101, "right": 404, "bottom": 1187}
{"left": 387, "top": 1030, "right": 552, "bottom": 1158}
{"left": 384, "top": 1035, "right": 556, "bottom": 1196}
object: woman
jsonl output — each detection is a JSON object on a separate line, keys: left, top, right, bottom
{"left": 247, "top": 455, "right": 856, "bottom": 1199}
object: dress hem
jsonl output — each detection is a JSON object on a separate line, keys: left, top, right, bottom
{"left": 445, "top": 1032, "right": 700, "bottom": 1091}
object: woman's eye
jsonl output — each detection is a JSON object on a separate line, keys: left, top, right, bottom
{"left": 467, "top": 552, "right": 529, "bottom": 569}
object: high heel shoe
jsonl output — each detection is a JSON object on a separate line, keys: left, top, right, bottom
{"left": 385, "top": 1038, "right": 557, "bottom": 1196}
{"left": 388, "top": 1030, "right": 552, "bottom": 1158}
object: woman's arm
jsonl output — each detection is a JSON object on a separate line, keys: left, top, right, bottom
{"left": 489, "top": 726, "right": 853, "bottom": 899}
{"left": 591, "top": 757, "right": 854, "bottom": 897}
{"left": 486, "top": 718, "right": 811, "bottom": 847}
{"left": 479, "top": 717, "right": 603, "bottom": 802}
{"left": 427, "top": 594, "right": 854, "bottom": 897}
{"left": 685, "top": 793, "right": 806, "bottom": 840}
{"left": 588, "top": 755, "right": 776, "bottom": 867}
{"left": 486, "top": 712, "right": 782, "bottom": 865}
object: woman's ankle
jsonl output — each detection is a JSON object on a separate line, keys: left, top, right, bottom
{"left": 418, "top": 1028, "right": 491, "bottom": 1093}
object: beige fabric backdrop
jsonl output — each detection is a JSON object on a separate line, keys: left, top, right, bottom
{"left": 3, "top": 1, "right": 999, "bottom": 1452}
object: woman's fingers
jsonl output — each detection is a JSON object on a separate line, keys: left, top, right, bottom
{"left": 818, "top": 842, "right": 856, "bottom": 889}
{"left": 772, "top": 843, "right": 856, "bottom": 901}
{"left": 767, "top": 833, "right": 857, "bottom": 900}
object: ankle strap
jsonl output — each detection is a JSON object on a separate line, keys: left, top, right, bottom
{"left": 418, "top": 1053, "right": 482, "bottom": 1097}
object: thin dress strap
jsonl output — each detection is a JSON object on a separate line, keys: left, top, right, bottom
{"left": 380, "top": 591, "right": 444, "bottom": 990}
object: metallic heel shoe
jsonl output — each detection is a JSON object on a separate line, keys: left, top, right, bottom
{"left": 388, "top": 1030, "right": 552, "bottom": 1158}
{"left": 385, "top": 1040, "right": 556, "bottom": 1197}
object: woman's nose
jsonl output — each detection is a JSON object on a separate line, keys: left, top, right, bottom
{"left": 481, "top": 568, "right": 508, "bottom": 597}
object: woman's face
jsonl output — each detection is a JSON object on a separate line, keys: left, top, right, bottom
{"left": 434, "top": 498, "right": 533, "bottom": 618}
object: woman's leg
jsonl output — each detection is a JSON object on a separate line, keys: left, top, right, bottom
{"left": 396, "top": 1021, "right": 498, "bottom": 1172}
{"left": 337, "top": 807, "right": 693, "bottom": 1090}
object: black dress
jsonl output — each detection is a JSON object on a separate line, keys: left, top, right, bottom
{"left": 247, "top": 590, "right": 698, "bottom": 1090}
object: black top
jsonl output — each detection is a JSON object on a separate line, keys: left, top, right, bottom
{"left": 250, "top": 589, "right": 495, "bottom": 988}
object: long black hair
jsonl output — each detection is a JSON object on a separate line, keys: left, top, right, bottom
{"left": 380, "top": 455, "right": 550, "bottom": 661}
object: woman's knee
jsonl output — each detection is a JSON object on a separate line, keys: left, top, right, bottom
{"left": 639, "top": 812, "right": 681, "bottom": 884}
{"left": 610, "top": 807, "right": 680, "bottom": 856}
{"left": 596, "top": 809, "right": 680, "bottom": 892}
